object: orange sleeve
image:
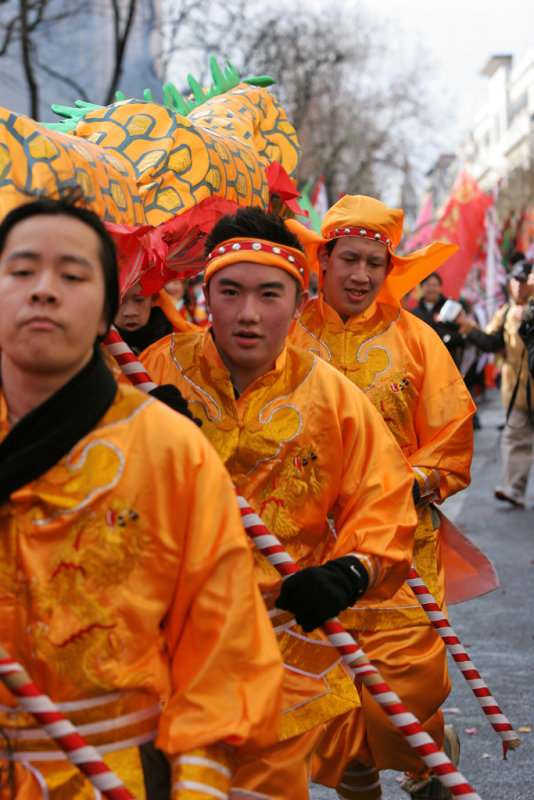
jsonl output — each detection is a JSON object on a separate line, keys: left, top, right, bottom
{"left": 140, "top": 333, "right": 180, "bottom": 384}
{"left": 325, "top": 370, "right": 418, "bottom": 602}
{"left": 409, "top": 324, "right": 475, "bottom": 501}
{"left": 154, "top": 414, "right": 283, "bottom": 754}
{"left": 157, "top": 290, "right": 203, "bottom": 334}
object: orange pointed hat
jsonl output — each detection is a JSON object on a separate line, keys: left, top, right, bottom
{"left": 287, "top": 194, "right": 458, "bottom": 303}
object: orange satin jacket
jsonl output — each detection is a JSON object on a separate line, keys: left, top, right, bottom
{"left": 0, "top": 382, "right": 283, "bottom": 798}
{"left": 142, "top": 331, "right": 418, "bottom": 737}
{"left": 289, "top": 294, "right": 476, "bottom": 626}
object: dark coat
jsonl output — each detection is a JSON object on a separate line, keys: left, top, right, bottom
{"left": 410, "top": 295, "right": 465, "bottom": 366}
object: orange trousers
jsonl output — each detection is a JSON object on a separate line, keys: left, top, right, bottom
{"left": 312, "top": 623, "right": 450, "bottom": 787}
{"left": 231, "top": 624, "right": 448, "bottom": 797}
{"left": 232, "top": 707, "right": 366, "bottom": 800}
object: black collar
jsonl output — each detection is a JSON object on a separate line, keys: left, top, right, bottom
{"left": 0, "top": 347, "right": 117, "bottom": 505}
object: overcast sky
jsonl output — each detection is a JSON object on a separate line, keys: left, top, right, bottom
{"left": 348, "top": 0, "right": 534, "bottom": 153}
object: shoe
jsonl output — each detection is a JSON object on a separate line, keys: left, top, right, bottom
{"left": 400, "top": 725, "right": 460, "bottom": 799}
{"left": 494, "top": 487, "right": 525, "bottom": 508}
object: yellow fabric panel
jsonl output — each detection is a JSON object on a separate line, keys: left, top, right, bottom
{"left": 0, "top": 746, "right": 146, "bottom": 800}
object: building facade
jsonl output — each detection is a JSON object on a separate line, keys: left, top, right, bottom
{"left": 425, "top": 50, "right": 534, "bottom": 210}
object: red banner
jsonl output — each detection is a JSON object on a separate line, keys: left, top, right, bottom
{"left": 516, "top": 206, "right": 534, "bottom": 256}
{"left": 439, "top": 510, "right": 500, "bottom": 605}
{"left": 432, "top": 169, "right": 494, "bottom": 299}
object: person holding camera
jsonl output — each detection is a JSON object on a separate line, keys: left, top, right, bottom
{"left": 410, "top": 271, "right": 466, "bottom": 367}
{"left": 518, "top": 270, "right": 534, "bottom": 378}
{"left": 456, "top": 260, "right": 534, "bottom": 508}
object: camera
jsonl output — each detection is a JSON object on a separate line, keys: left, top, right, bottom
{"left": 523, "top": 297, "right": 534, "bottom": 325}
{"left": 437, "top": 299, "right": 463, "bottom": 324}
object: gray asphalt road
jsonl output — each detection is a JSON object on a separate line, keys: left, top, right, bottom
{"left": 311, "top": 387, "right": 534, "bottom": 799}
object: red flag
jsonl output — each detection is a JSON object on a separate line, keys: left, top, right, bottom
{"left": 432, "top": 169, "right": 494, "bottom": 299}
{"left": 516, "top": 206, "right": 534, "bottom": 255}
{"left": 439, "top": 510, "right": 500, "bottom": 605}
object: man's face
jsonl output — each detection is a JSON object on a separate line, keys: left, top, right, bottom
{"left": 319, "top": 236, "right": 389, "bottom": 320}
{"left": 421, "top": 276, "right": 442, "bottom": 305}
{"left": 204, "top": 261, "right": 308, "bottom": 392}
{"left": 0, "top": 214, "right": 108, "bottom": 385}
{"left": 114, "top": 284, "right": 154, "bottom": 331}
{"left": 509, "top": 276, "right": 533, "bottom": 305}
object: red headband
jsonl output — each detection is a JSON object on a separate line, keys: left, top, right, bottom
{"left": 205, "top": 237, "right": 309, "bottom": 288}
{"left": 324, "top": 226, "right": 392, "bottom": 247}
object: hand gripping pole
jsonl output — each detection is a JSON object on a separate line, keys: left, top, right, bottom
{"left": 102, "top": 329, "right": 507, "bottom": 786}
{"left": 237, "top": 496, "right": 484, "bottom": 800}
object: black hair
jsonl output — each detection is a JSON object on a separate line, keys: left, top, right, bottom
{"left": 420, "top": 271, "right": 442, "bottom": 286}
{"left": 204, "top": 206, "right": 305, "bottom": 300}
{"left": 204, "top": 206, "right": 304, "bottom": 258}
{"left": 509, "top": 250, "right": 525, "bottom": 266}
{"left": 0, "top": 193, "right": 119, "bottom": 331}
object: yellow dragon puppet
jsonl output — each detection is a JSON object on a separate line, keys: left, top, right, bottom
{"left": 0, "top": 57, "right": 302, "bottom": 294}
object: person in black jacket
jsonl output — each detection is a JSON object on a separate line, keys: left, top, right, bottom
{"left": 411, "top": 272, "right": 484, "bottom": 427}
{"left": 410, "top": 272, "right": 465, "bottom": 366}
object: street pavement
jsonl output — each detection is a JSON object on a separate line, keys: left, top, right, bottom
{"left": 311, "top": 387, "right": 534, "bottom": 799}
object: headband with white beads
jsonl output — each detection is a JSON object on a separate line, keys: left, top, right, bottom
{"left": 324, "top": 226, "right": 392, "bottom": 247}
{"left": 204, "top": 237, "right": 309, "bottom": 288}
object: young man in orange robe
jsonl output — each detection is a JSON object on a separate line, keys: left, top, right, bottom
{"left": 142, "top": 206, "right": 419, "bottom": 799}
{"left": 0, "top": 197, "right": 284, "bottom": 800}
{"left": 287, "top": 195, "right": 475, "bottom": 800}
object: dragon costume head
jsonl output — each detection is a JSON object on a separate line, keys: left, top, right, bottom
{"left": 0, "top": 58, "right": 304, "bottom": 298}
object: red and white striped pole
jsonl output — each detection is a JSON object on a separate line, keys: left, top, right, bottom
{"left": 104, "top": 329, "right": 521, "bottom": 749}
{"left": 104, "top": 327, "right": 158, "bottom": 392}
{"left": 407, "top": 568, "right": 520, "bottom": 752}
{"left": 0, "top": 647, "right": 136, "bottom": 800}
{"left": 237, "top": 496, "right": 483, "bottom": 800}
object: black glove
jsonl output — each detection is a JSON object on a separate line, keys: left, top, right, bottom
{"left": 149, "top": 384, "right": 202, "bottom": 427}
{"left": 274, "top": 556, "right": 369, "bottom": 632}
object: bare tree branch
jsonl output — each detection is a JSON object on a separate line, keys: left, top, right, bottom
{"left": 0, "top": 13, "right": 19, "bottom": 55}
{"left": 37, "top": 56, "right": 90, "bottom": 102}
{"left": 0, "top": 0, "right": 440, "bottom": 199}
{"left": 103, "top": 0, "right": 137, "bottom": 104}
{"left": 20, "top": 0, "right": 39, "bottom": 117}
